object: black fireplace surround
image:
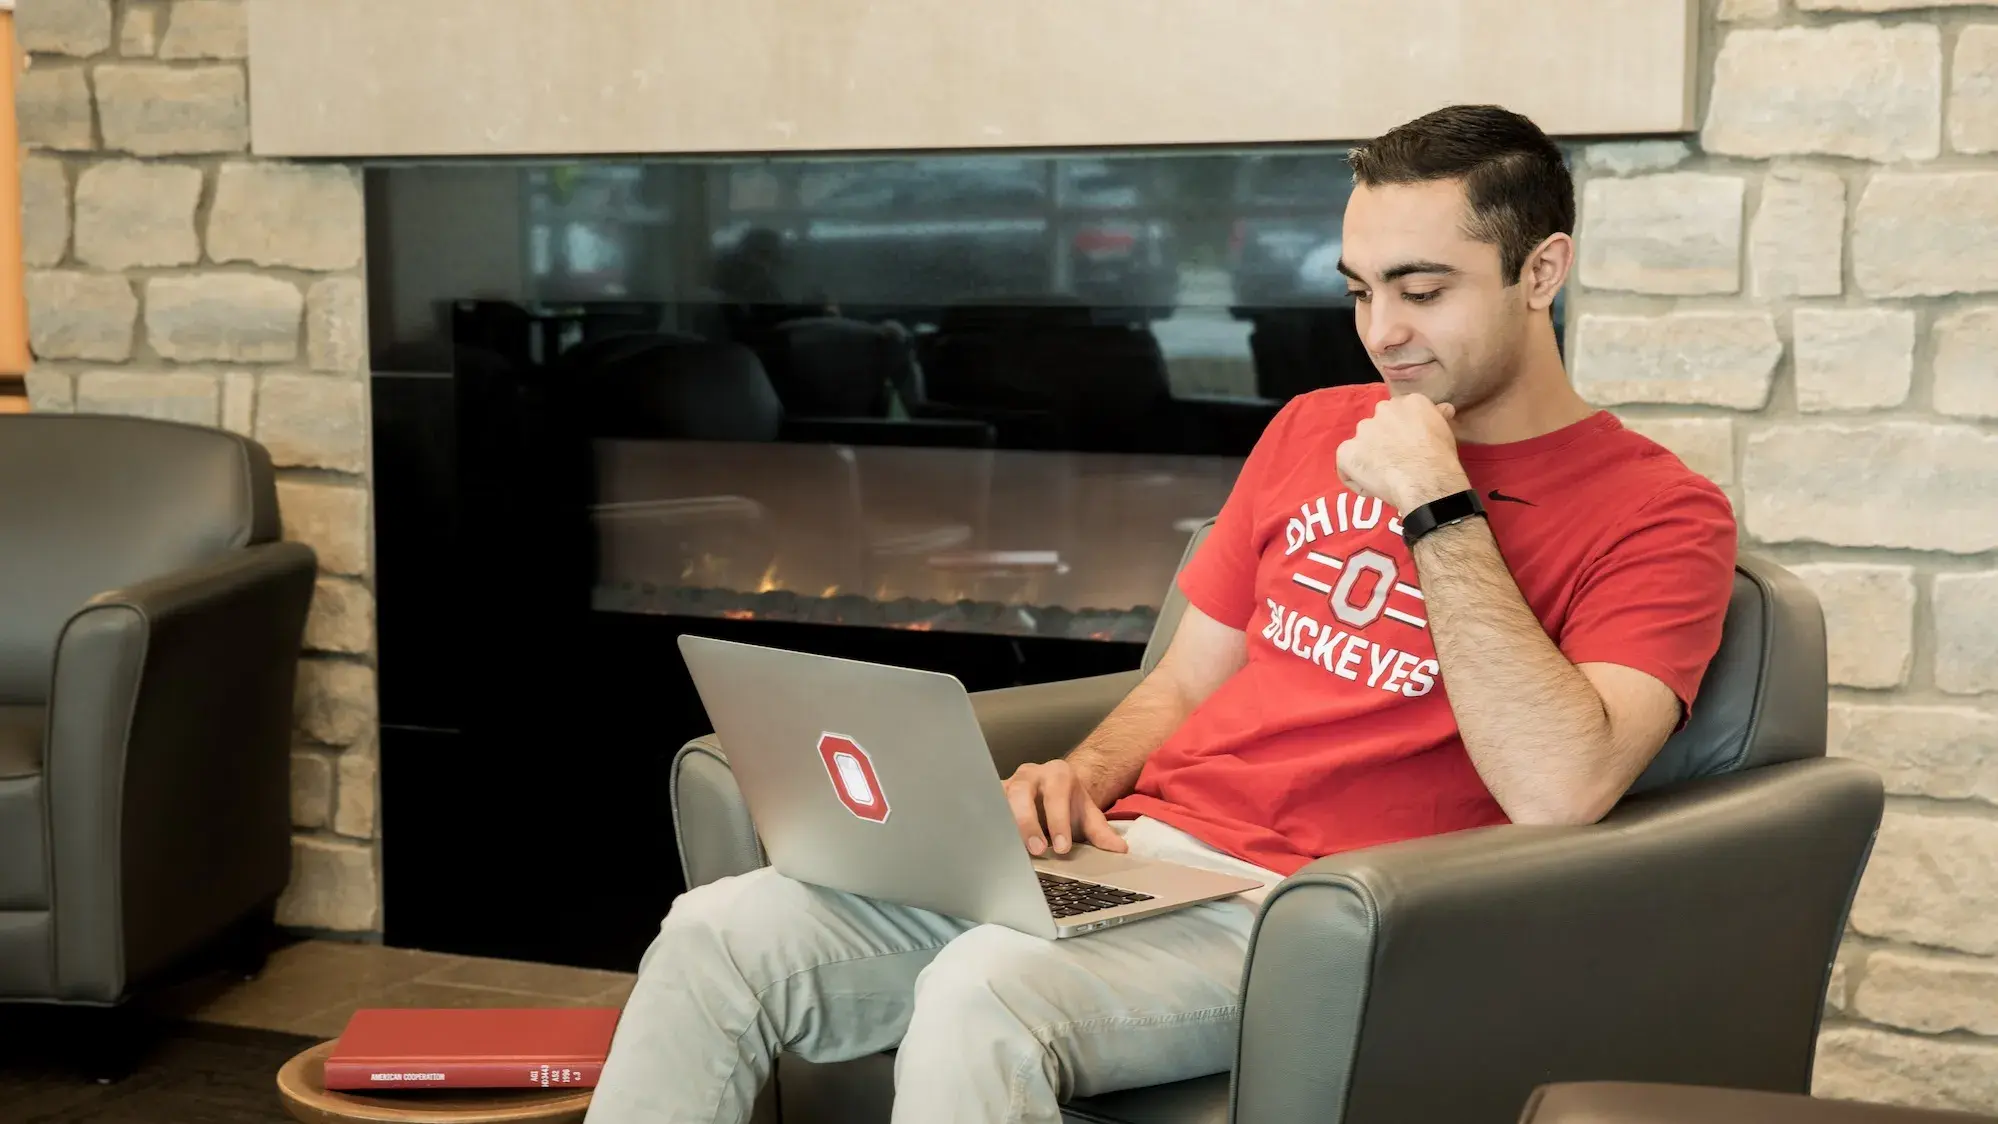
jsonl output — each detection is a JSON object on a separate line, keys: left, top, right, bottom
{"left": 360, "top": 146, "right": 1447, "bottom": 969}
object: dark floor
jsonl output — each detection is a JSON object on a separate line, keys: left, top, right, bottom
{"left": 0, "top": 1019, "right": 316, "bottom": 1124}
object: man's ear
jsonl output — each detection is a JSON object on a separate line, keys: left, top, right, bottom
{"left": 1521, "top": 233, "right": 1573, "bottom": 312}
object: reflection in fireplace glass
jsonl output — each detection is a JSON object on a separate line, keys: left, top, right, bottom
{"left": 366, "top": 146, "right": 1570, "bottom": 644}
{"left": 590, "top": 439, "right": 1242, "bottom": 641}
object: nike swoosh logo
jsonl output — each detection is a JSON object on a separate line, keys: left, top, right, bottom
{"left": 1487, "top": 490, "right": 1537, "bottom": 507}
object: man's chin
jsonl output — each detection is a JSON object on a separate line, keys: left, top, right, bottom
{"left": 1381, "top": 367, "right": 1445, "bottom": 399}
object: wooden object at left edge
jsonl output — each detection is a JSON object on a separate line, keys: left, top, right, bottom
{"left": 0, "top": 1, "right": 31, "bottom": 414}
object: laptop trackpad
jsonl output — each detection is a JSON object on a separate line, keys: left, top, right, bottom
{"left": 1031, "top": 845, "right": 1148, "bottom": 879}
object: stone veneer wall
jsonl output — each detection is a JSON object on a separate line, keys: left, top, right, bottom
{"left": 1572, "top": 0, "right": 1998, "bottom": 1111}
{"left": 15, "top": 0, "right": 381, "bottom": 933}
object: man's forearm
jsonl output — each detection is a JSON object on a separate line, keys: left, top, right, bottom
{"left": 1063, "top": 674, "right": 1192, "bottom": 808}
{"left": 1413, "top": 518, "right": 1616, "bottom": 824}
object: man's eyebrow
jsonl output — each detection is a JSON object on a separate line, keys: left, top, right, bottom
{"left": 1336, "top": 259, "right": 1461, "bottom": 284}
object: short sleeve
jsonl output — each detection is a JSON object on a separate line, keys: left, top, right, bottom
{"left": 1557, "top": 482, "right": 1738, "bottom": 713}
{"left": 1174, "top": 397, "right": 1303, "bottom": 630}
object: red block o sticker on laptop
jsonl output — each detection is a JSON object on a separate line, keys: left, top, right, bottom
{"left": 818, "top": 733, "right": 890, "bottom": 823}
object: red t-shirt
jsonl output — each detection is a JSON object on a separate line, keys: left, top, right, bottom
{"left": 1107, "top": 385, "right": 1738, "bottom": 875}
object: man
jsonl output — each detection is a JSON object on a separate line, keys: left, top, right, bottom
{"left": 588, "top": 104, "right": 1737, "bottom": 1124}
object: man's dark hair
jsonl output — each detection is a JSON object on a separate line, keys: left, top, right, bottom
{"left": 1348, "top": 104, "right": 1574, "bottom": 284}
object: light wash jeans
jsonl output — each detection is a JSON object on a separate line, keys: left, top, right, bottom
{"left": 586, "top": 816, "right": 1284, "bottom": 1124}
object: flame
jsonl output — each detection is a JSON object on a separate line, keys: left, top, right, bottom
{"left": 721, "top": 609, "right": 755, "bottom": 620}
{"left": 820, "top": 584, "right": 840, "bottom": 599}
{"left": 755, "top": 562, "right": 781, "bottom": 594}
{"left": 899, "top": 621, "right": 935, "bottom": 631}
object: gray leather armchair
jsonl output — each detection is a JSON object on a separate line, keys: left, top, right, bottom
{"left": 0, "top": 415, "right": 317, "bottom": 1008}
{"left": 670, "top": 520, "right": 1884, "bottom": 1123}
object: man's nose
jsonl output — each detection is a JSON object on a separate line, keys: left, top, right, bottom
{"left": 1361, "top": 302, "right": 1412, "bottom": 356}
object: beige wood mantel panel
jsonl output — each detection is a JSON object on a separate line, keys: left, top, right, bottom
{"left": 247, "top": 0, "right": 1697, "bottom": 158}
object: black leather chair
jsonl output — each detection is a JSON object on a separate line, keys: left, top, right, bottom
{"left": 670, "top": 520, "right": 1883, "bottom": 1123}
{"left": 0, "top": 415, "right": 316, "bottom": 1012}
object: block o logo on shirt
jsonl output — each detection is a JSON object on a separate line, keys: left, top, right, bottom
{"left": 818, "top": 733, "right": 890, "bottom": 823}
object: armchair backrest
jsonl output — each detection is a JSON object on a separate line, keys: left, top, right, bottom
{"left": 0, "top": 415, "right": 281, "bottom": 704}
{"left": 1142, "top": 520, "right": 1826, "bottom": 790}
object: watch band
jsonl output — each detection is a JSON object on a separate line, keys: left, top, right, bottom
{"left": 1401, "top": 489, "right": 1487, "bottom": 550}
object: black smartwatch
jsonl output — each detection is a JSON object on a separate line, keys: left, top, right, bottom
{"left": 1401, "top": 489, "right": 1487, "bottom": 550}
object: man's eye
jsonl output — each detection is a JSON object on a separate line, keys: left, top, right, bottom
{"left": 1404, "top": 290, "right": 1441, "bottom": 304}
{"left": 1347, "top": 289, "right": 1371, "bottom": 302}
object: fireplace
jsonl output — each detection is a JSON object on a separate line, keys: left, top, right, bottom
{"left": 362, "top": 147, "right": 1395, "bottom": 970}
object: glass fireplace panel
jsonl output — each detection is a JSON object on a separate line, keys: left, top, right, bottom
{"left": 366, "top": 145, "right": 1565, "bottom": 644}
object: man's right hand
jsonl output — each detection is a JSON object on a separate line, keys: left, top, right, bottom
{"left": 1002, "top": 759, "right": 1129, "bottom": 856}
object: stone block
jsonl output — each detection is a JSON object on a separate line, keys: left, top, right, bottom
{"left": 255, "top": 374, "right": 367, "bottom": 473}
{"left": 274, "top": 480, "right": 370, "bottom": 577}
{"left": 1578, "top": 173, "right": 1743, "bottom": 295}
{"left": 306, "top": 277, "right": 367, "bottom": 372}
{"left": 1792, "top": 308, "right": 1914, "bottom": 413}
{"left": 1800, "top": 0, "right": 1994, "bottom": 8}
{"left": 1854, "top": 173, "right": 1998, "bottom": 297}
{"left": 305, "top": 577, "right": 376, "bottom": 656}
{"left": 1855, "top": 949, "right": 1998, "bottom": 1036}
{"left": 220, "top": 370, "right": 254, "bottom": 435}
{"left": 1955, "top": 26, "right": 1998, "bottom": 154}
{"left": 158, "top": 0, "right": 246, "bottom": 59}
{"left": 18, "top": 0, "right": 113, "bottom": 57}
{"left": 145, "top": 273, "right": 301, "bottom": 363}
{"left": 74, "top": 369, "right": 219, "bottom": 426}
{"left": 1850, "top": 811, "right": 1998, "bottom": 955}
{"left": 22, "top": 155, "right": 70, "bottom": 267}
{"left": 1743, "top": 423, "right": 1998, "bottom": 552}
{"left": 1579, "top": 141, "right": 1689, "bottom": 177}
{"left": 25, "top": 270, "right": 135, "bottom": 360}
{"left": 290, "top": 751, "right": 331, "bottom": 830}
{"left": 19, "top": 66, "right": 94, "bottom": 150}
{"left": 335, "top": 751, "right": 376, "bottom": 839}
{"left": 94, "top": 64, "right": 245, "bottom": 155}
{"left": 1828, "top": 945, "right": 1857, "bottom": 1014}
{"left": 72, "top": 159, "right": 201, "bottom": 270}
{"left": 295, "top": 659, "right": 377, "bottom": 748}
{"left": 1569, "top": 312, "right": 1780, "bottom": 409}
{"left": 1613, "top": 416, "right": 1734, "bottom": 486}
{"left": 1935, "top": 306, "right": 1998, "bottom": 420}
{"left": 1704, "top": 23, "right": 1941, "bottom": 162}
{"left": 120, "top": 3, "right": 161, "bottom": 56}
{"left": 1717, "top": 0, "right": 1779, "bottom": 18}
{"left": 24, "top": 369, "right": 74, "bottom": 412}
{"left": 1814, "top": 1027, "right": 1998, "bottom": 1113}
{"left": 1829, "top": 703, "right": 1998, "bottom": 802}
{"left": 1749, "top": 168, "right": 1844, "bottom": 299}
{"left": 1793, "top": 565, "right": 1915, "bottom": 688}
{"left": 207, "top": 162, "right": 363, "bottom": 270}
{"left": 276, "top": 837, "right": 380, "bottom": 932}
{"left": 1936, "top": 571, "right": 1998, "bottom": 696}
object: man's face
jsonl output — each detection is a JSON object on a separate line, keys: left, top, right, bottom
{"left": 1338, "top": 178, "right": 1527, "bottom": 410}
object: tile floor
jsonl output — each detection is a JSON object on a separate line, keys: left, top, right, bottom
{"left": 186, "top": 938, "right": 637, "bottom": 1041}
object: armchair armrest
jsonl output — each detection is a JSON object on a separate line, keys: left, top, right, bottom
{"left": 45, "top": 541, "right": 317, "bottom": 1000}
{"left": 1229, "top": 757, "right": 1884, "bottom": 1124}
{"left": 670, "top": 670, "right": 1142, "bottom": 890}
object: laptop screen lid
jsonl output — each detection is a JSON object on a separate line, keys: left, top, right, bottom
{"left": 677, "top": 634, "right": 1058, "bottom": 936}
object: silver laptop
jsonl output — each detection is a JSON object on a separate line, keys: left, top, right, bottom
{"left": 678, "top": 635, "right": 1263, "bottom": 939}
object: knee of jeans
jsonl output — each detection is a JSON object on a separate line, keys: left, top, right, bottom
{"left": 639, "top": 867, "right": 802, "bottom": 980}
{"left": 910, "top": 924, "right": 1060, "bottom": 1030}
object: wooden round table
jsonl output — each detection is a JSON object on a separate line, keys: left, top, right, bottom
{"left": 276, "top": 1040, "right": 593, "bottom": 1124}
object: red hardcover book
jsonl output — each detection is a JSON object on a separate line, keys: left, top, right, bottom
{"left": 322, "top": 1007, "right": 623, "bottom": 1091}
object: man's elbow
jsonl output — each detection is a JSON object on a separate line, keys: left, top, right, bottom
{"left": 1501, "top": 776, "right": 1626, "bottom": 827}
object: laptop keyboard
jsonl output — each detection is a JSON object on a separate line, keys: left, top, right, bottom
{"left": 1038, "top": 870, "right": 1155, "bottom": 919}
